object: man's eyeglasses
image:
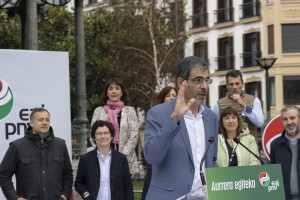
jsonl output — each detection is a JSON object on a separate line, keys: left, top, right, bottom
{"left": 188, "top": 77, "right": 213, "bottom": 85}
{"left": 95, "top": 132, "right": 110, "bottom": 136}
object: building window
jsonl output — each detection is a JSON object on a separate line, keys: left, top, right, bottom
{"left": 194, "top": 41, "right": 208, "bottom": 63}
{"left": 282, "top": 24, "right": 300, "bottom": 53}
{"left": 283, "top": 76, "right": 300, "bottom": 105}
{"left": 219, "top": 85, "right": 227, "bottom": 99}
{"left": 192, "top": 0, "right": 208, "bottom": 28}
{"left": 241, "top": 32, "right": 261, "bottom": 67}
{"left": 216, "top": 36, "right": 234, "bottom": 71}
{"left": 239, "top": 0, "right": 261, "bottom": 19}
{"left": 245, "top": 81, "right": 262, "bottom": 101}
{"left": 214, "top": 0, "right": 233, "bottom": 24}
{"left": 268, "top": 25, "right": 274, "bottom": 54}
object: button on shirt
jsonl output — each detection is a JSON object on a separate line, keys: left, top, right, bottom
{"left": 97, "top": 149, "right": 112, "bottom": 200}
{"left": 184, "top": 105, "right": 206, "bottom": 197}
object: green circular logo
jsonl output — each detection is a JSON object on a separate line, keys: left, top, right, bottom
{"left": 0, "top": 79, "right": 14, "bottom": 120}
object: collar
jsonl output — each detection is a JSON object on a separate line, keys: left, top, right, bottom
{"left": 185, "top": 104, "right": 204, "bottom": 117}
{"left": 97, "top": 148, "right": 112, "bottom": 158}
{"left": 284, "top": 131, "right": 300, "bottom": 145}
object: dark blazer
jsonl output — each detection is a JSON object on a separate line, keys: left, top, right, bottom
{"left": 144, "top": 98, "right": 218, "bottom": 200}
{"left": 270, "top": 130, "right": 300, "bottom": 200}
{"left": 75, "top": 148, "right": 134, "bottom": 200}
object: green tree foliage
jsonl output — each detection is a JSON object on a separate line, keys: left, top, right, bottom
{"left": 85, "top": 0, "right": 186, "bottom": 119}
{"left": 84, "top": 6, "right": 155, "bottom": 118}
{"left": 0, "top": 9, "right": 21, "bottom": 49}
{"left": 37, "top": 6, "right": 76, "bottom": 118}
{"left": 0, "top": 5, "right": 75, "bottom": 116}
{"left": 0, "top": 0, "right": 186, "bottom": 121}
{"left": 0, "top": 5, "right": 74, "bottom": 52}
{"left": 38, "top": 5, "right": 74, "bottom": 53}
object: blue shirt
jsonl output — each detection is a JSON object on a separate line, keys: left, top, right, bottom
{"left": 97, "top": 149, "right": 112, "bottom": 200}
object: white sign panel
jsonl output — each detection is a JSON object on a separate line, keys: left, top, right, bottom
{"left": 0, "top": 49, "right": 72, "bottom": 198}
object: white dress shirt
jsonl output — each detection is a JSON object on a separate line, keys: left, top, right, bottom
{"left": 184, "top": 105, "right": 206, "bottom": 198}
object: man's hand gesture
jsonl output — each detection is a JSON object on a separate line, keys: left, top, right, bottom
{"left": 171, "top": 81, "right": 195, "bottom": 123}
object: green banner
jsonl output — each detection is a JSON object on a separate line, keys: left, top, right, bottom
{"left": 206, "top": 164, "right": 285, "bottom": 200}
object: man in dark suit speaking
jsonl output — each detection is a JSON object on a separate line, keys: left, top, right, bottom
{"left": 144, "top": 56, "right": 218, "bottom": 200}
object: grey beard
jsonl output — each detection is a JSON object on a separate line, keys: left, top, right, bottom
{"left": 287, "top": 125, "right": 300, "bottom": 137}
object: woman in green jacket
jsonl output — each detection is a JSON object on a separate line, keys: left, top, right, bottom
{"left": 216, "top": 106, "right": 261, "bottom": 167}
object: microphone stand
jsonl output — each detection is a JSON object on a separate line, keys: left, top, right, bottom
{"left": 233, "top": 137, "right": 265, "bottom": 165}
{"left": 199, "top": 136, "right": 214, "bottom": 200}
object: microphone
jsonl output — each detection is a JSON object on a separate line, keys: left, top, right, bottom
{"left": 233, "top": 137, "right": 264, "bottom": 165}
{"left": 200, "top": 136, "right": 214, "bottom": 186}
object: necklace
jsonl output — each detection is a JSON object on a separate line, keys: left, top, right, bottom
{"left": 228, "top": 144, "right": 238, "bottom": 166}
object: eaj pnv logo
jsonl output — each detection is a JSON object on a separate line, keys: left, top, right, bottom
{"left": 259, "top": 172, "right": 270, "bottom": 187}
{"left": 0, "top": 79, "right": 14, "bottom": 120}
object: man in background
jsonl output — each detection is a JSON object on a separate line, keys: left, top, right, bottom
{"left": 0, "top": 107, "right": 73, "bottom": 200}
{"left": 213, "top": 69, "right": 264, "bottom": 141}
{"left": 270, "top": 105, "right": 300, "bottom": 200}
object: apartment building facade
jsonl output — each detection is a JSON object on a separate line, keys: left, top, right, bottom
{"left": 262, "top": 0, "right": 300, "bottom": 114}
{"left": 184, "top": 0, "right": 300, "bottom": 120}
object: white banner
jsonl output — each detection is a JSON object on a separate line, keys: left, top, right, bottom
{"left": 0, "top": 49, "right": 72, "bottom": 198}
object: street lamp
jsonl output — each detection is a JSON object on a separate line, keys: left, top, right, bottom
{"left": 256, "top": 57, "right": 277, "bottom": 123}
{"left": 72, "top": 0, "right": 89, "bottom": 158}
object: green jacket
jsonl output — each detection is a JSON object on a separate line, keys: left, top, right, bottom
{"left": 216, "top": 124, "right": 261, "bottom": 167}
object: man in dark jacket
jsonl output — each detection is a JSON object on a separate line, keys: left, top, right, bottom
{"left": 270, "top": 105, "right": 300, "bottom": 200}
{"left": 0, "top": 107, "right": 73, "bottom": 200}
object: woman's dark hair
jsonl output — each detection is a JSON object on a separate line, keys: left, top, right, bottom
{"left": 218, "top": 106, "right": 243, "bottom": 138}
{"left": 100, "top": 78, "right": 129, "bottom": 106}
{"left": 90, "top": 120, "right": 115, "bottom": 144}
{"left": 156, "top": 86, "right": 178, "bottom": 105}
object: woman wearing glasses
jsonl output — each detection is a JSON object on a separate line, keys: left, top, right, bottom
{"left": 216, "top": 106, "right": 260, "bottom": 167}
{"left": 75, "top": 120, "right": 134, "bottom": 200}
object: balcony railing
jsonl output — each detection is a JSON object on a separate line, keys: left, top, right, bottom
{"left": 239, "top": 1, "right": 261, "bottom": 19}
{"left": 240, "top": 51, "right": 262, "bottom": 67}
{"left": 192, "top": 12, "right": 208, "bottom": 28}
{"left": 215, "top": 55, "right": 235, "bottom": 71}
{"left": 214, "top": 7, "right": 234, "bottom": 24}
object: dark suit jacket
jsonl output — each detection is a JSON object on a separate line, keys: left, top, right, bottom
{"left": 270, "top": 130, "right": 300, "bottom": 200}
{"left": 144, "top": 98, "right": 218, "bottom": 200}
{"left": 75, "top": 148, "right": 134, "bottom": 200}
